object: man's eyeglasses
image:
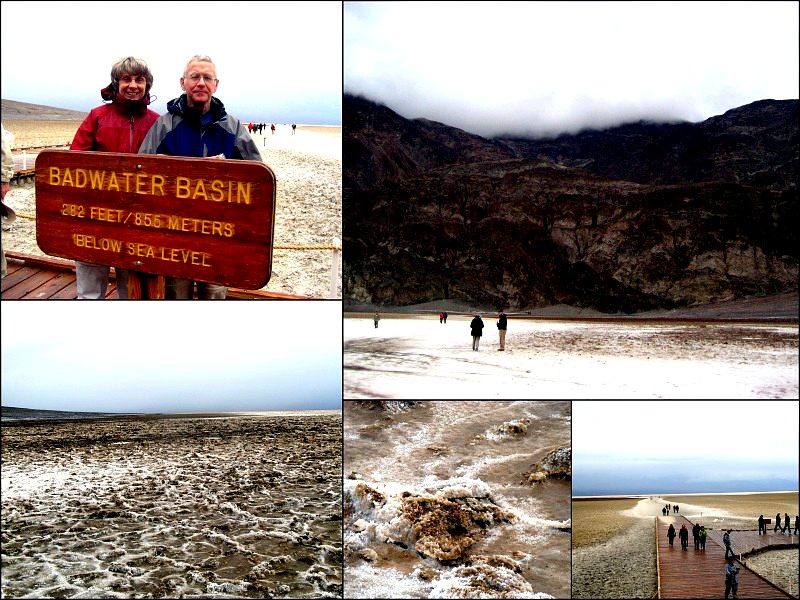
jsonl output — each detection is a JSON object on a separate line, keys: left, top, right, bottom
{"left": 119, "top": 76, "right": 147, "bottom": 85}
{"left": 186, "top": 74, "right": 218, "bottom": 84}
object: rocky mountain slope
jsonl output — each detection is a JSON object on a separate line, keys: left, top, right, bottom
{"left": 2, "top": 99, "right": 88, "bottom": 120}
{"left": 344, "top": 95, "right": 798, "bottom": 312}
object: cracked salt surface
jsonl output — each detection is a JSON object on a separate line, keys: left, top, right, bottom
{"left": 344, "top": 401, "right": 570, "bottom": 599}
{"left": 1, "top": 413, "right": 342, "bottom": 598}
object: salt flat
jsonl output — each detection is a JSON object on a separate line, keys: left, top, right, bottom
{"left": 344, "top": 315, "right": 798, "bottom": 399}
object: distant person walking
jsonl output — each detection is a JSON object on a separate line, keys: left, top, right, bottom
{"left": 443, "top": 311, "right": 448, "bottom": 323}
{"left": 724, "top": 556, "right": 740, "bottom": 600}
{"left": 758, "top": 514, "right": 765, "bottom": 535}
{"left": 373, "top": 311, "right": 380, "bottom": 329}
{"left": 723, "top": 529, "right": 734, "bottom": 559}
{"left": 271, "top": 123, "right": 276, "bottom": 134}
{"left": 699, "top": 525, "right": 707, "bottom": 550}
{"left": 774, "top": 512, "right": 782, "bottom": 532}
{"left": 663, "top": 507, "right": 667, "bottom": 517}
{"left": 439, "top": 312, "right": 444, "bottom": 324}
{"left": 675, "top": 504, "right": 680, "bottom": 514}
{"left": 291, "top": 123, "right": 296, "bottom": 134}
{"left": 692, "top": 522, "right": 700, "bottom": 550}
{"left": 794, "top": 515, "right": 798, "bottom": 535}
{"left": 470, "top": 313, "right": 484, "bottom": 351}
{"left": 783, "top": 512, "right": 791, "bottom": 534}
{"left": 667, "top": 523, "right": 676, "bottom": 548}
{"left": 497, "top": 310, "right": 508, "bottom": 351}
{"left": 679, "top": 524, "right": 689, "bottom": 550}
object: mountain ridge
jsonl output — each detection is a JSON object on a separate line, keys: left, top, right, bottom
{"left": 2, "top": 99, "right": 88, "bottom": 120}
{"left": 344, "top": 95, "right": 798, "bottom": 312}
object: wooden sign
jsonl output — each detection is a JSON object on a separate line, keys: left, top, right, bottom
{"left": 35, "top": 150, "right": 276, "bottom": 289}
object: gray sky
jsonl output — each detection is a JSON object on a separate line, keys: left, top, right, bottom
{"left": 574, "top": 401, "right": 799, "bottom": 493}
{"left": 1, "top": 301, "right": 342, "bottom": 413}
{"left": 345, "top": 1, "right": 799, "bottom": 138}
{"left": 1, "top": 1, "right": 342, "bottom": 124}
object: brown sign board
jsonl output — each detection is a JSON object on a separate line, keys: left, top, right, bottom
{"left": 35, "top": 150, "right": 276, "bottom": 289}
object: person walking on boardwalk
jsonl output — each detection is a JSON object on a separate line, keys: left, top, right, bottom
{"left": 794, "top": 514, "right": 799, "bottom": 535}
{"left": 439, "top": 312, "right": 444, "bottom": 324}
{"left": 723, "top": 529, "right": 735, "bottom": 559}
{"left": 497, "top": 310, "right": 508, "bottom": 351}
{"left": 373, "top": 311, "right": 380, "bottom": 328}
{"left": 724, "top": 556, "right": 740, "bottom": 599}
{"left": 679, "top": 523, "right": 689, "bottom": 550}
{"left": 692, "top": 522, "right": 700, "bottom": 549}
{"left": 662, "top": 507, "right": 667, "bottom": 516}
{"left": 470, "top": 313, "right": 484, "bottom": 351}
{"left": 758, "top": 514, "right": 765, "bottom": 535}
{"left": 667, "top": 523, "right": 676, "bottom": 548}
{"left": 783, "top": 512, "right": 791, "bottom": 534}
{"left": 699, "top": 525, "right": 707, "bottom": 550}
{"left": 443, "top": 311, "right": 448, "bottom": 323}
{"left": 774, "top": 512, "right": 781, "bottom": 532}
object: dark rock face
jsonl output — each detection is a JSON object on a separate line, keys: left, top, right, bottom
{"left": 344, "top": 94, "right": 798, "bottom": 311}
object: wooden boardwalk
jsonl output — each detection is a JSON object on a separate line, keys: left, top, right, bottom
{"left": 656, "top": 515, "right": 793, "bottom": 599}
{"left": 707, "top": 527, "right": 799, "bottom": 558}
{"left": 1, "top": 251, "right": 308, "bottom": 300}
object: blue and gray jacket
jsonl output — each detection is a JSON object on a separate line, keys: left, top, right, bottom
{"left": 139, "top": 95, "right": 262, "bottom": 161}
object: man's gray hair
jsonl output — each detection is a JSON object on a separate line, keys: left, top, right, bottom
{"left": 183, "top": 55, "right": 216, "bottom": 78}
{"left": 111, "top": 57, "right": 153, "bottom": 92}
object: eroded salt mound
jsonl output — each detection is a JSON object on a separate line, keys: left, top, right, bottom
{"left": 524, "top": 447, "right": 571, "bottom": 483}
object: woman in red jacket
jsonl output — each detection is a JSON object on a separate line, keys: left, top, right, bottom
{"left": 70, "top": 56, "right": 159, "bottom": 299}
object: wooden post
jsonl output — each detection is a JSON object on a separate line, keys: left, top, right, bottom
{"left": 127, "top": 272, "right": 165, "bottom": 299}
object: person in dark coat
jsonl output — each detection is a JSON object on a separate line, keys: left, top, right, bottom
{"left": 679, "top": 524, "right": 689, "bottom": 550}
{"left": 667, "top": 523, "right": 676, "bottom": 548}
{"left": 692, "top": 522, "right": 700, "bottom": 549}
{"left": 470, "top": 314, "right": 484, "bottom": 351}
{"left": 775, "top": 512, "right": 781, "bottom": 532}
{"left": 497, "top": 310, "right": 508, "bottom": 350}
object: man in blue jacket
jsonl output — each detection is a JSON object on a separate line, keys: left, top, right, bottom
{"left": 139, "top": 54, "right": 262, "bottom": 299}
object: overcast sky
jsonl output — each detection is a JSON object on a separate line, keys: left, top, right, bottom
{"left": 1, "top": 301, "right": 341, "bottom": 414}
{"left": 1, "top": 1, "right": 342, "bottom": 124}
{"left": 573, "top": 401, "right": 799, "bottom": 494}
{"left": 345, "top": 1, "right": 799, "bottom": 138}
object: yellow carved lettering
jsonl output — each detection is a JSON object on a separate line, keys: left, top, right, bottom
{"left": 151, "top": 174, "right": 165, "bottom": 196}
{"left": 136, "top": 173, "right": 149, "bottom": 195}
{"left": 210, "top": 180, "right": 224, "bottom": 201}
{"left": 121, "top": 172, "right": 134, "bottom": 192}
{"left": 107, "top": 172, "right": 119, "bottom": 191}
{"left": 236, "top": 182, "right": 251, "bottom": 204}
{"left": 74, "top": 169, "right": 87, "bottom": 188}
{"left": 176, "top": 177, "right": 190, "bottom": 198}
{"left": 192, "top": 179, "right": 207, "bottom": 201}
{"left": 62, "top": 168, "right": 73, "bottom": 187}
{"left": 89, "top": 170, "right": 105, "bottom": 189}
{"left": 49, "top": 167, "right": 60, "bottom": 185}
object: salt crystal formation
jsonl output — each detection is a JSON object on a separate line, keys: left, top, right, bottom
{"left": 1, "top": 414, "right": 342, "bottom": 598}
{"left": 524, "top": 447, "right": 572, "bottom": 483}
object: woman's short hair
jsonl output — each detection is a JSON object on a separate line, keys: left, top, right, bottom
{"left": 111, "top": 57, "right": 153, "bottom": 92}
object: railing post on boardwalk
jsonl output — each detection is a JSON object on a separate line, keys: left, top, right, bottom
{"left": 22, "top": 151, "right": 27, "bottom": 170}
{"left": 329, "top": 237, "right": 341, "bottom": 298}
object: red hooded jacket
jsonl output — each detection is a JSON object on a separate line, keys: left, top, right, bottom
{"left": 71, "top": 91, "right": 159, "bottom": 153}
